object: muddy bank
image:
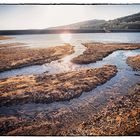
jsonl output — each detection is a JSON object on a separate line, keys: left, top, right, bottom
{"left": 0, "top": 44, "right": 74, "bottom": 72}
{"left": 0, "top": 36, "right": 13, "bottom": 40}
{"left": 0, "top": 82, "right": 139, "bottom": 136}
{"left": 72, "top": 43, "right": 140, "bottom": 64}
{"left": 0, "top": 43, "right": 24, "bottom": 49}
{"left": 126, "top": 55, "right": 140, "bottom": 70}
{"left": 0, "top": 65, "right": 117, "bottom": 106}
{"left": 55, "top": 83, "right": 140, "bottom": 136}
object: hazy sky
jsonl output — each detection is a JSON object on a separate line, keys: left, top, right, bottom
{"left": 0, "top": 5, "right": 140, "bottom": 30}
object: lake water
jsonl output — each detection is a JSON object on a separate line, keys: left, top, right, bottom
{"left": 1, "top": 33, "right": 140, "bottom": 48}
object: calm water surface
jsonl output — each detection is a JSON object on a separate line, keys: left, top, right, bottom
{"left": 1, "top": 33, "right": 140, "bottom": 47}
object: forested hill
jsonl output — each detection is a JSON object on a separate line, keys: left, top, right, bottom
{"left": 49, "top": 12, "right": 140, "bottom": 30}
{"left": 0, "top": 12, "right": 140, "bottom": 35}
{"left": 97, "top": 12, "right": 140, "bottom": 30}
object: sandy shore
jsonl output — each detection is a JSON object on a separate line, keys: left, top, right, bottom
{"left": 72, "top": 43, "right": 140, "bottom": 64}
{"left": 126, "top": 55, "right": 140, "bottom": 70}
{"left": 0, "top": 44, "right": 74, "bottom": 72}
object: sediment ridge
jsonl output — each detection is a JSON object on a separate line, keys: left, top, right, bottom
{"left": 126, "top": 55, "right": 140, "bottom": 70}
{"left": 72, "top": 43, "right": 140, "bottom": 64}
{"left": 0, "top": 82, "right": 139, "bottom": 135}
{"left": 0, "top": 65, "right": 117, "bottom": 106}
{"left": 0, "top": 44, "right": 74, "bottom": 72}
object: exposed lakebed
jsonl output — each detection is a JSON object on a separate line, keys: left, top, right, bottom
{"left": 0, "top": 33, "right": 140, "bottom": 135}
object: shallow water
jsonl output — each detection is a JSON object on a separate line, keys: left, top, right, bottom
{"left": 0, "top": 33, "right": 140, "bottom": 79}
{"left": 0, "top": 33, "right": 140, "bottom": 119}
{"left": 0, "top": 49, "right": 140, "bottom": 118}
{"left": 1, "top": 33, "right": 140, "bottom": 47}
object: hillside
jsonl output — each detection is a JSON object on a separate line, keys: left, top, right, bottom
{"left": 50, "top": 19, "right": 106, "bottom": 29}
{"left": 49, "top": 12, "right": 140, "bottom": 30}
{"left": 99, "top": 12, "right": 140, "bottom": 30}
{"left": 0, "top": 12, "right": 140, "bottom": 35}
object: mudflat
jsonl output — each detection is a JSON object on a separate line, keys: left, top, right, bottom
{"left": 0, "top": 36, "right": 13, "bottom": 40}
{"left": 0, "top": 44, "right": 74, "bottom": 72}
{"left": 0, "top": 82, "right": 139, "bottom": 135}
{"left": 72, "top": 43, "right": 140, "bottom": 64}
{"left": 0, "top": 43, "right": 24, "bottom": 49}
{"left": 0, "top": 36, "right": 140, "bottom": 136}
{"left": 126, "top": 55, "right": 140, "bottom": 70}
{"left": 52, "top": 83, "right": 140, "bottom": 136}
{"left": 0, "top": 65, "right": 117, "bottom": 106}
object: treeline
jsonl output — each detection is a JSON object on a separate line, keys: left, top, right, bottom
{"left": 0, "top": 29, "right": 140, "bottom": 35}
{"left": 80, "top": 12, "right": 140, "bottom": 30}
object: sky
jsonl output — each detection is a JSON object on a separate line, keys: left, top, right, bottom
{"left": 0, "top": 5, "right": 140, "bottom": 30}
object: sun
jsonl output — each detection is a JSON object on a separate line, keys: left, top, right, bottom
{"left": 60, "top": 33, "right": 72, "bottom": 43}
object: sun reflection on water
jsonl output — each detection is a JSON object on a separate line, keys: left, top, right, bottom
{"left": 60, "top": 33, "right": 72, "bottom": 43}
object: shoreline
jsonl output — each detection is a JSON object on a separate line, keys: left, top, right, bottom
{"left": 0, "top": 82, "right": 139, "bottom": 135}
{"left": 126, "top": 55, "right": 140, "bottom": 71}
{"left": 0, "top": 30, "right": 140, "bottom": 35}
{"left": 0, "top": 65, "right": 117, "bottom": 106}
{"left": 0, "top": 42, "right": 140, "bottom": 73}
{"left": 72, "top": 43, "right": 140, "bottom": 64}
{"left": 0, "top": 36, "right": 13, "bottom": 40}
{"left": 0, "top": 43, "right": 25, "bottom": 49}
{"left": 0, "top": 43, "right": 74, "bottom": 72}
{"left": 0, "top": 37, "right": 140, "bottom": 135}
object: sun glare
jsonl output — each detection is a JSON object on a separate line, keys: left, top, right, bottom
{"left": 60, "top": 33, "right": 72, "bottom": 43}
